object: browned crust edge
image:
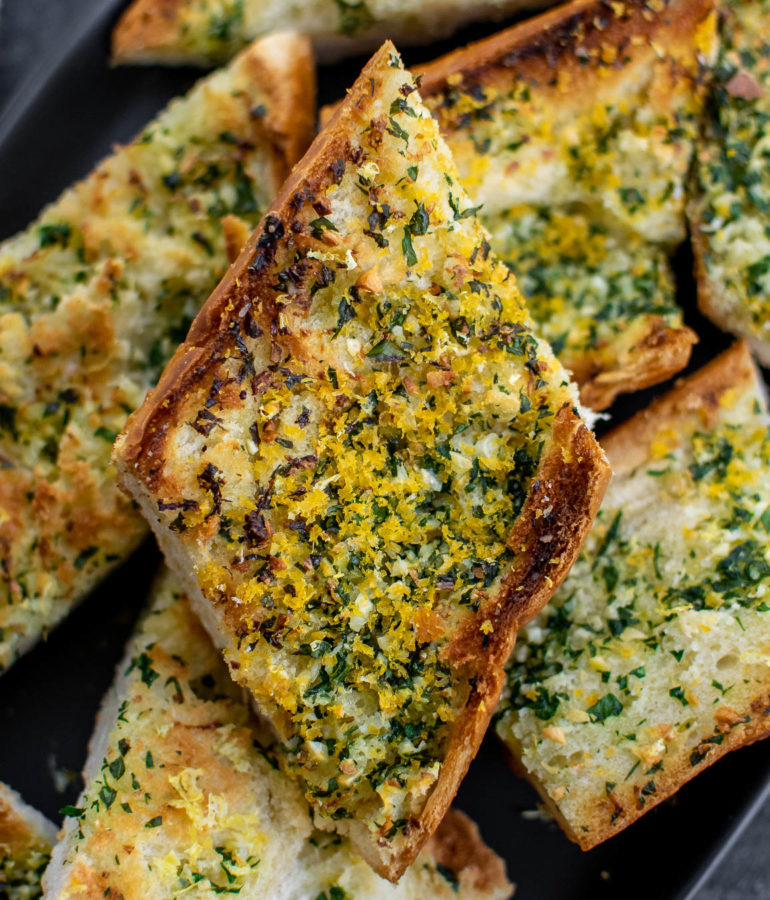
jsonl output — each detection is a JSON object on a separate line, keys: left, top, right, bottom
{"left": 428, "top": 809, "right": 514, "bottom": 899}
{"left": 501, "top": 342, "right": 767, "bottom": 850}
{"left": 574, "top": 322, "right": 697, "bottom": 411}
{"left": 112, "top": 0, "right": 196, "bottom": 65}
{"left": 115, "top": 41, "right": 610, "bottom": 881}
{"left": 416, "top": 0, "right": 714, "bottom": 100}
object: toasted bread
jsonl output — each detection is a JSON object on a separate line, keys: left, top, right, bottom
{"left": 496, "top": 342, "right": 770, "bottom": 848}
{"left": 43, "top": 569, "right": 513, "bottom": 900}
{"left": 416, "top": 0, "right": 719, "bottom": 408}
{"left": 0, "top": 782, "right": 56, "bottom": 900}
{"left": 690, "top": 0, "right": 770, "bottom": 365}
{"left": 112, "top": 0, "right": 555, "bottom": 66}
{"left": 0, "top": 34, "right": 314, "bottom": 674}
{"left": 113, "top": 42, "right": 609, "bottom": 879}
{"left": 321, "top": 0, "right": 716, "bottom": 407}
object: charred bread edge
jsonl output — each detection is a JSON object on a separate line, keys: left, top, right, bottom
{"left": 690, "top": 221, "right": 770, "bottom": 368}
{"left": 115, "top": 40, "right": 610, "bottom": 880}
{"left": 318, "top": 0, "right": 715, "bottom": 122}
{"left": 112, "top": 0, "right": 209, "bottom": 66}
{"left": 502, "top": 341, "right": 770, "bottom": 850}
{"left": 415, "top": 0, "right": 714, "bottom": 98}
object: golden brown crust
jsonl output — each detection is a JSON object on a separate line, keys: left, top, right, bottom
{"left": 116, "top": 41, "right": 609, "bottom": 881}
{"left": 428, "top": 810, "right": 513, "bottom": 900}
{"left": 574, "top": 322, "right": 697, "bottom": 411}
{"left": 601, "top": 341, "right": 757, "bottom": 477}
{"left": 112, "top": 0, "right": 194, "bottom": 65}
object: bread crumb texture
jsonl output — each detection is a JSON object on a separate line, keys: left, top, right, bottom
{"left": 692, "top": 0, "right": 770, "bottom": 358}
{"left": 116, "top": 43, "right": 604, "bottom": 874}
{"left": 497, "top": 348, "right": 770, "bottom": 847}
{"left": 420, "top": 0, "right": 716, "bottom": 404}
{"left": 50, "top": 570, "right": 512, "bottom": 900}
{"left": 0, "top": 783, "right": 54, "bottom": 900}
{"left": 0, "top": 39, "right": 302, "bottom": 673}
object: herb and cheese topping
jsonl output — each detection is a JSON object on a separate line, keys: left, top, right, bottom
{"left": 50, "top": 571, "right": 512, "bottom": 900}
{"left": 693, "top": 0, "right": 770, "bottom": 359}
{"left": 496, "top": 345, "right": 770, "bottom": 847}
{"left": 0, "top": 35, "right": 312, "bottom": 673}
{"left": 419, "top": 0, "right": 716, "bottom": 406}
{"left": 117, "top": 44, "right": 607, "bottom": 874}
{"left": 0, "top": 783, "right": 56, "bottom": 900}
{"left": 113, "top": 0, "right": 553, "bottom": 65}
{"left": 484, "top": 209, "right": 679, "bottom": 382}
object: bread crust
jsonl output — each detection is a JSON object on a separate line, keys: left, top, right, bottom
{"left": 116, "top": 41, "right": 609, "bottom": 881}
{"left": 417, "top": 0, "right": 712, "bottom": 97}
{"left": 427, "top": 809, "right": 512, "bottom": 899}
{"left": 570, "top": 320, "right": 697, "bottom": 412}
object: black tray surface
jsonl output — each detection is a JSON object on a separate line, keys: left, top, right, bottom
{"left": 1, "top": 2, "right": 769, "bottom": 898}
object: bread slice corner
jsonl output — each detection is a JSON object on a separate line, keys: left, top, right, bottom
{"left": 0, "top": 782, "right": 56, "bottom": 899}
{"left": 497, "top": 340, "right": 770, "bottom": 848}
{"left": 385, "top": 0, "right": 717, "bottom": 409}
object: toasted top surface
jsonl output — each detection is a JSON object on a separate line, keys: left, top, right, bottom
{"left": 116, "top": 42, "right": 607, "bottom": 874}
{"left": 691, "top": 0, "right": 770, "bottom": 353}
{"left": 112, "top": 0, "right": 553, "bottom": 65}
{"left": 0, "top": 34, "right": 314, "bottom": 673}
{"left": 496, "top": 343, "right": 770, "bottom": 847}
{"left": 418, "top": 0, "right": 717, "bottom": 238}
{"left": 0, "top": 783, "right": 55, "bottom": 900}
{"left": 47, "top": 570, "right": 512, "bottom": 900}
{"left": 410, "top": 0, "right": 716, "bottom": 404}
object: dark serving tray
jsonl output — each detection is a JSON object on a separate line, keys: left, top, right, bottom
{"left": 0, "top": 3, "right": 769, "bottom": 898}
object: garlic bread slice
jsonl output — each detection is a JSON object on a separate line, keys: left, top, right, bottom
{"left": 497, "top": 342, "right": 770, "bottom": 848}
{"left": 44, "top": 570, "right": 513, "bottom": 900}
{"left": 0, "top": 33, "right": 315, "bottom": 673}
{"left": 114, "top": 42, "right": 609, "bottom": 880}
{"left": 0, "top": 783, "right": 56, "bottom": 900}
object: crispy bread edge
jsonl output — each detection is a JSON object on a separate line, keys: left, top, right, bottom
{"left": 601, "top": 340, "right": 758, "bottom": 476}
{"left": 320, "top": 0, "right": 716, "bottom": 122}
{"left": 115, "top": 41, "right": 610, "bottom": 880}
